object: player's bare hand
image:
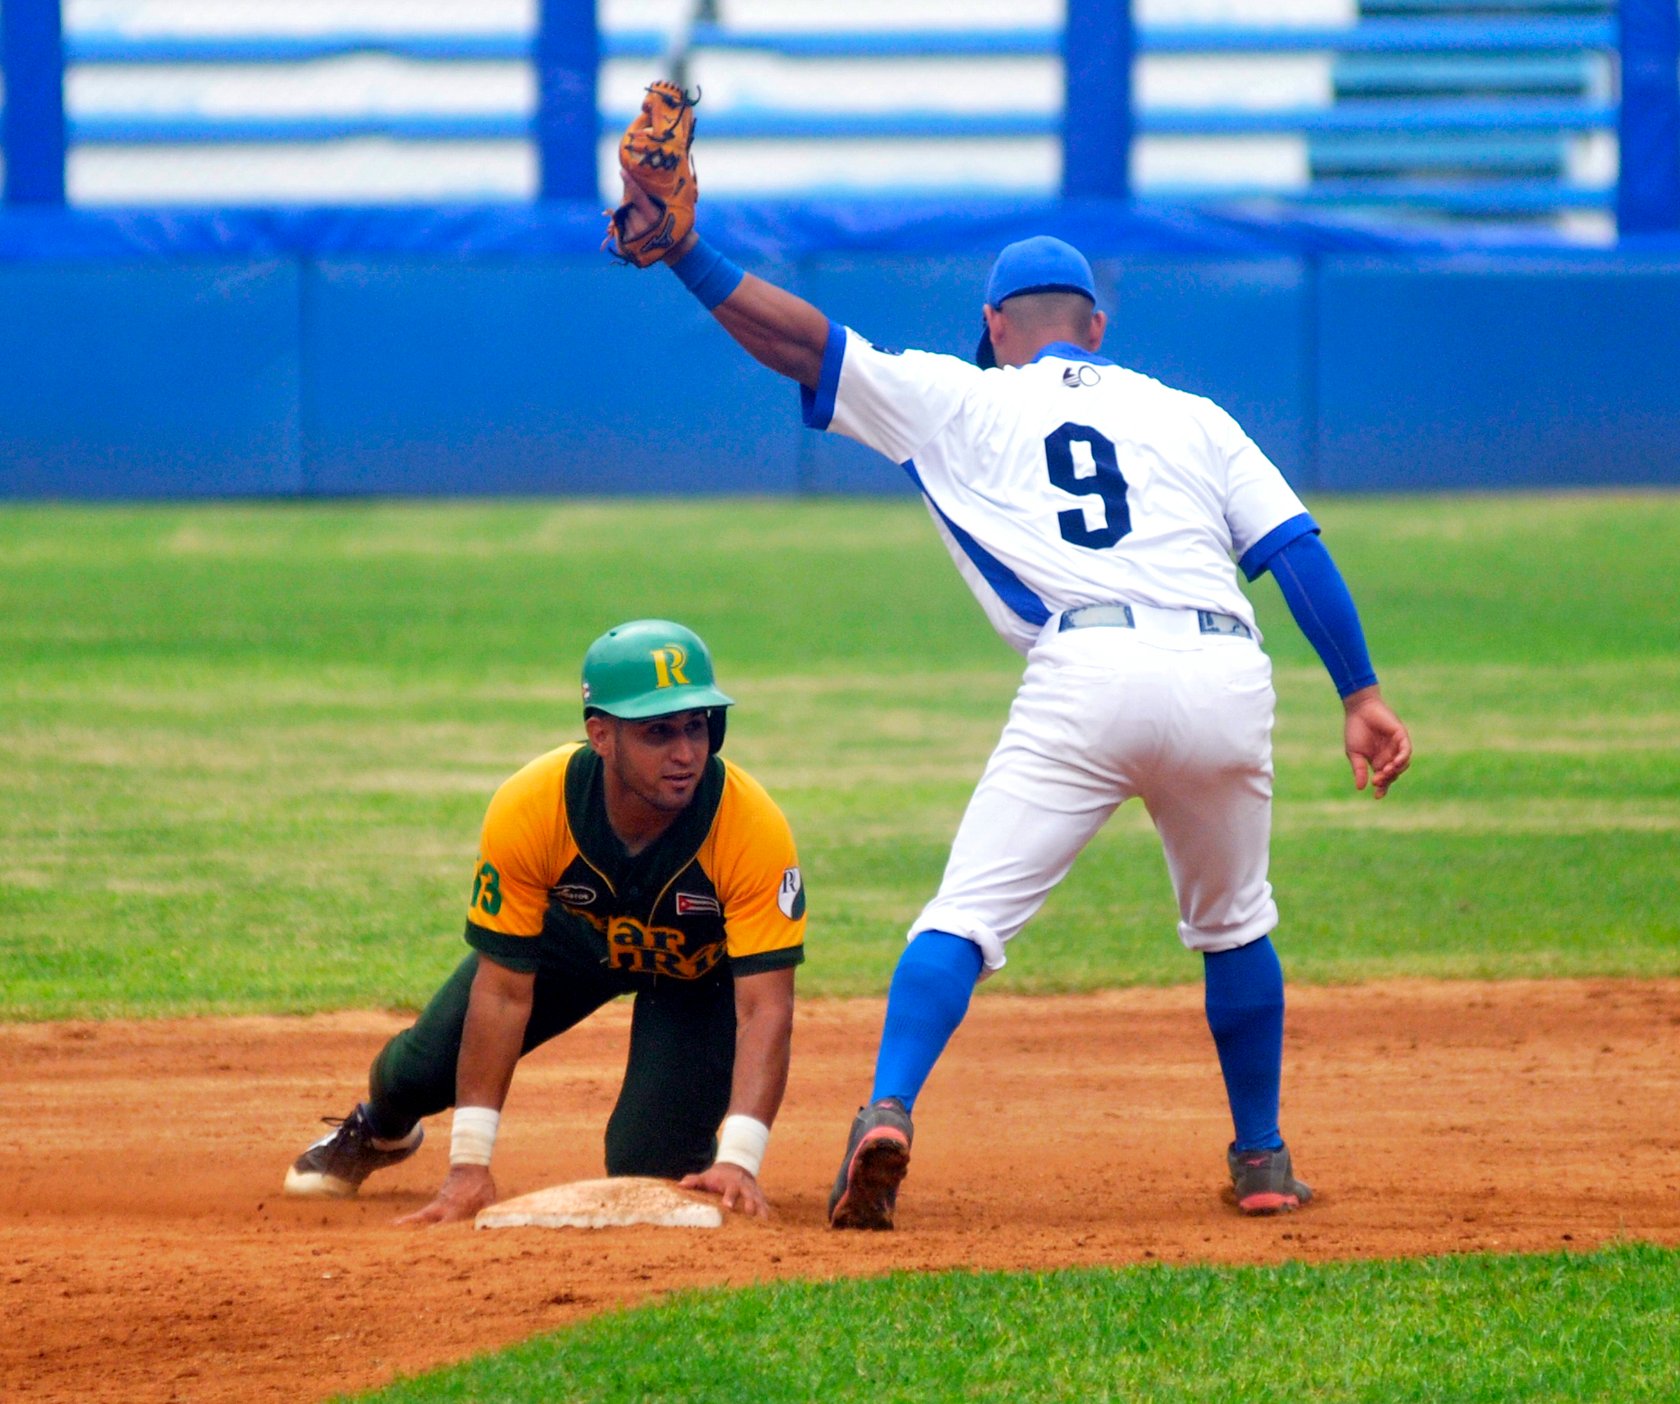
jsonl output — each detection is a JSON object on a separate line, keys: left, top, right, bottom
{"left": 1342, "top": 686, "right": 1411, "bottom": 798}
{"left": 396, "top": 1165, "right": 497, "bottom": 1227}
{"left": 680, "top": 1162, "right": 770, "bottom": 1218}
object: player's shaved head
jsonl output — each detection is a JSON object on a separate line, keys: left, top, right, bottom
{"left": 997, "top": 290, "right": 1098, "bottom": 339}
{"left": 983, "top": 290, "right": 1106, "bottom": 368}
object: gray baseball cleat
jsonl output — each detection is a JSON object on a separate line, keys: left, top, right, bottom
{"left": 828, "top": 1097, "right": 914, "bottom": 1230}
{"left": 284, "top": 1103, "right": 423, "bottom": 1198}
{"left": 1228, "top": 1141, "right": 1313, "bottom": 1215}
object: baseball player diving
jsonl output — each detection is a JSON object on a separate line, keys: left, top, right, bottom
{"left": 283, "top": 619, "right": 807, "bottom": 1223}
{"left": 609, "top": 86, "right": 1412, "bottom": 1227}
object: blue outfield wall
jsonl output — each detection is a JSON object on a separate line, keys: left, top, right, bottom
{"left": 0, "top": 259, "right": 303, "bottom": 497}
{"left": 1, "top": 208, "right": 1678, "bottom": 498}
{"left": 302, "top": 260, "right": 796, "bottom": 496}
{"left": 1317, "top": 258, "right": 1680, "bottom": 489}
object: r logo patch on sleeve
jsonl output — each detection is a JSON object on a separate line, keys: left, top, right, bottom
{"left": 778, "top": 867, "right": 805, "bottom": 920}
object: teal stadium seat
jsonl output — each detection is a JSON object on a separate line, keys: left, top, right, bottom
{"left": 1315, "top": 0, "right": 1616, "bottom": 222}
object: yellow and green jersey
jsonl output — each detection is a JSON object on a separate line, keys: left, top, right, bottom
{"left": 463, "top": 742, "right": 805, "bottom": 980}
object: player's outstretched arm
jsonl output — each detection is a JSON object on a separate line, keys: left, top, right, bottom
{"left": 397, "top": 956, "right": 534, "bottom": 1227}
{"left": 615, "top": 184, "right": 828, "bottom": 389}
{"left": 680, "top": 965, "right": 795, "bottom": 1217}
{"left": 604, "top": 83, "right": 829, "bottom": 386}
{"left": 702, "top": 250, "right": 830, "bottom": 391}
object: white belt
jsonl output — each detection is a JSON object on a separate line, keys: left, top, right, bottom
{"left": 1058, "top": 602, "right": 1252, "bottom": 639}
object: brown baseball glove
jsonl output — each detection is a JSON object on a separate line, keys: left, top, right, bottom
{"left": 606, "top": 82, "right": 699, "bottom": 268}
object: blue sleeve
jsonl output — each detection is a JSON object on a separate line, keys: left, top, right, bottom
{"left": 1263, "top": 533, "right": 1379, "bottom": 699}
{"left": 1238, "top": 511, "right": 1318, "bottom": 581}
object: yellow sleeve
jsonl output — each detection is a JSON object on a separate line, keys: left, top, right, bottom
{"left": 464, "top": 744, "right": 577, "bottom": 940}
{"left": 703, "top": 760, "right": 806, "bottom": 968}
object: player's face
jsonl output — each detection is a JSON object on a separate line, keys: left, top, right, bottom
{"left": 596, "top": 709, "right": 711, "bottom": 815}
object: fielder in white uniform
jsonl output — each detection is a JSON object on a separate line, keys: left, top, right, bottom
{"left": 620, "top": 179, "right": 1413, "bottom": 1228}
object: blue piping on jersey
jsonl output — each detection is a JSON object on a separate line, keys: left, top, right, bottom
{"left": 1239, "top": 511, "right": 1319, "bottom": 581}
{"left": 799, "top": 319, "right": 849, "bottom": 432}
{"left": 902, "top": 460, "right": 1052, "bottom": 628}
{"left": 1033, "top": 341, "right": 1117, "bottom": 367}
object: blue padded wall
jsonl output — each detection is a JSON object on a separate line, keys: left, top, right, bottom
{"left": 1, "top": 251, "right": 1676, "bottom": 499}
{"left": 301, "top": 258, "right": 797, "bottom": 496}
{"left": 0, "top": 261, "right": 301, "bottom": 498}
{"left": 1098, "top": 257, "right": 1313, "bottom": 487}
{"left": 1317, "top": 257, "right": 1680, "bottom": 489}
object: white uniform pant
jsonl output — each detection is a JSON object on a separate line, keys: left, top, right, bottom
{"left": 911, "top": 612, "right": 1280, "bottom": 974}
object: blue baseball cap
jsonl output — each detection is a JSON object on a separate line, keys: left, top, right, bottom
{"left": 976, "top": 236, "right": 1098, "bottom": 368}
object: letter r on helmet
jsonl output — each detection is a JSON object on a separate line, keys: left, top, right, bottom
{"left": 652, "top": 645, "right": 690, "bottom": 688}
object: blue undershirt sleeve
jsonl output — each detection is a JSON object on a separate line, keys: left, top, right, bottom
{"left": 1238, "top": 511, "right": 1317, "bottom": 582}
{"left": 1263, "top": 532, "right": 1379, "bottom": 699}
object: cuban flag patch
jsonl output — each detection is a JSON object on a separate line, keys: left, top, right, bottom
{"left": 676, "top": 891, "right": 721, "bottom": 916}
{"left": 778, "top": 866, "right": 805, "bottom": 920}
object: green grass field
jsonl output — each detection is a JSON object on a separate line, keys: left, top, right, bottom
{"left": 3, "top": 493, "right": 1676, "bottom": 1018}
{"left": 3, "top": 492, "right": 1677, "bottom": 1401}
{"left": 349, "top": 1244, "right": 1680, "bottom": 1404}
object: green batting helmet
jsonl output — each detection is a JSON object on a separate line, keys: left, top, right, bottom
{"left": 581, "top": 619, "right": 734, "bottom": 750}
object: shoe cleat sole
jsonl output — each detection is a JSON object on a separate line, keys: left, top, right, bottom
{"left": 829, "top": 1129, "right": 910, "bottom": 1231}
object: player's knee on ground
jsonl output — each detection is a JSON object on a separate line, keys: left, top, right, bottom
{"left": 603, "top": 1111, "right": 716, "bottom": 1179}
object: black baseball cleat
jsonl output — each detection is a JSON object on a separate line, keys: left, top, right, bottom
{"left": 1227, "top": 1141, "right": 1313, "bottom": 1215}
{"left": 828, "top": 1097, "right": 914, "bottom": 1230}
{"left": 283, "top": 1103, "right": 423, "bottom": 1199}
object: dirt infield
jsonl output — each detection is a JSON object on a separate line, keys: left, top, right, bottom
{"left": 6, "top": 979, "right": 1680, "bottom": 1403}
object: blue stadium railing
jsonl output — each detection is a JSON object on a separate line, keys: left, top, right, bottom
{"left": 3, "top": 0, "right": 1677, "bottom": 232}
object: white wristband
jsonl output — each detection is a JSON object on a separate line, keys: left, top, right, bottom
{"left": 713, "top": 1114, "right": 770, "bottom": 1178}
{"left": 450, "top": 1105, "right": 501, "bottom": 1167}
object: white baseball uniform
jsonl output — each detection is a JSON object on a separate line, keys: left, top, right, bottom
{"left": 802, "top": 325, "right": 1318, "bottom": 971}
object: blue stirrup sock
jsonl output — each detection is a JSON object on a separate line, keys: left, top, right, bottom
{"left": 1203, "top": 935, "right": 1286, "bottom": 1153}
{"left": 869, "top": 930, "right": 984, "bottom": 1112}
